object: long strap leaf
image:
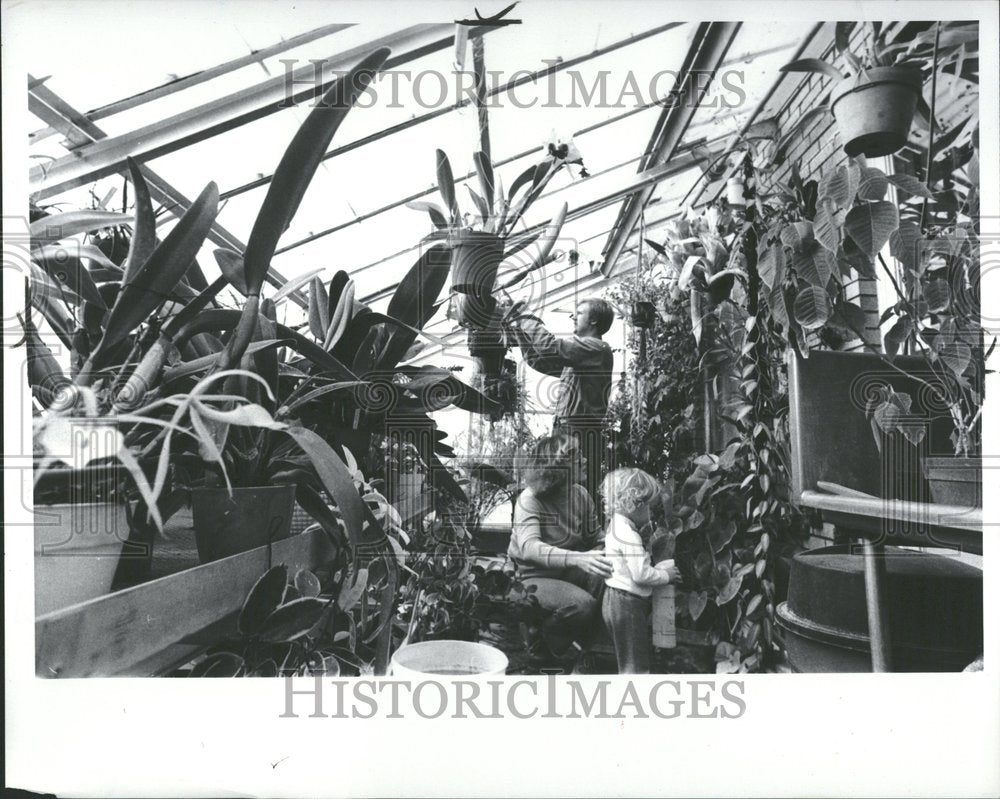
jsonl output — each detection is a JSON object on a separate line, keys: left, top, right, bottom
{"left": 91, "top": 181, "right": 219, "bottom": 368}
{"left": 29, "top": 210, "right": 132, "bottom": 252}
{"left": 121, "top": 157, "right": 157, "bottom": 284}
{"left": 243, "top": 48, "right": 389, "bottom": 297}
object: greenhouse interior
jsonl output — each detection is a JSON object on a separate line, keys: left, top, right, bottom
{"left": 20, "top": 8, "right": 986, "bottom": 679}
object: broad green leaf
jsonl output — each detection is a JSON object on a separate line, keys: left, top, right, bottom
{"left": 95, "top": 181, "right": 219, "bottom": 363}
{"left": 883, "top": 316, "right": 913, "bottom": 357}
{"left": 780, "top": 221, "right": 815, "bottom": 253}
{"left": 507, "top": 162, "right": 537, "bottom": 201}
{"left": 938, "top": 341, "right": 971, "bottom": 376}
{"left": 376, "top": 244, "right": 450, "bottom": 370}
{"left": 757, "top": 243, "right": 784, "bottom": 291}
{"left": 780, "top": 58, "right": 843, "bottom": 80}
{"left": 857, "top": 167, "right": 889, "bottom": 200}
{"left": 338, "top": 567, "right": 369, "bottom": 612}
{"left": 473, "top": 151, "right": 495, "bottom": 213}
{"left": 259, "top": 597, "right": 328, "bottom": 643}
{"left": 213, "top": 248, "right": 248, "bottom": 295}
{"left": 283, "top": 426, "right": 378, "bottom": 546}
{"left": 793, "top": 285, "right": 831, "bottom": 330}
{"left": 689, "top": 590, "right": 709, "bottom": 620}
{"left": 190, "top": 652, "right": 245, "bottom": 677}
{"left": 32, "top": 246, "right": 107, "bottom": 309}
{"left": 886, "top": 173, "right": 935, "bottom": 199}
{"left": 889, "top": 221, "right": 923, "bottom": 273}
{"left": 272, "top": 267, "right": 324, "bottom": 303}
{"left": 194, "top": 400, "right": 285, "bottom": 430}
{"left": 122, "top": 158, "right": 157, "bottom": 284}
{"left": 716, "top": 575, "right": 743, "bottom": 605}
{"left": 238, "top": 565, "right": 288, "bottom": 636}
{"left": 828, "top": 299, "right": 866, "bottom": 337}
{"left": 844, "top": 201, "right": 898, "bottom": 258}
{"left": 812, "top": 203, "right": 840, "bottom": 252}
{"left": 29, "top": 209, "right": 132, "bottom": 252}
{"left": 406, "top": 201, "right": 448, "bottom": 229}
{"left": 308, "top": 275, "right": 330, "bottom": 339}
{"left": 294, "top": 569, "right": 322, "bottom": 598}
{"left": 435, "top": 149, "right": 460, "bottom": 225}
{"left": 819, "top": 162, "right": 860, "bottom": 208}
{"left": 924, "top": 279, "right": 951, "bottom": 312}
{"left": 244, "top": 49, "right": 389, "bottom": 296}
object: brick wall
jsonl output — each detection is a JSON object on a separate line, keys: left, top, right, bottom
{"left": 767, "top": 22, "right": 882, "bottom": 352}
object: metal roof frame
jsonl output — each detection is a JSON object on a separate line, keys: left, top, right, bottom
{"left": 28, "top": 23, "right": 357, "bottom": 146}
{"left": 30, "top": 24, "right": 471, "bottom": 199}
{"left": 600, "top": 21, "right": 741, "bottom": 277}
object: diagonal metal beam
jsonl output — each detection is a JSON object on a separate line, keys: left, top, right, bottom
{"left": 28, "top": 80, "right": 308, "bottom": 307}
{"left": 600, "top": 21, "right": 741, "bottom": 277}
{"left": 30, "top": 24, "right": 465, "bottom": 199}
{"left": 29, "top": 23, "right": 356, "bottom": 146}
{"left": 216, "top": 22, "right": 686, "bottom": 204}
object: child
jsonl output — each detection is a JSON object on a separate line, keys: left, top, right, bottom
{"left": 600, "top": 467, "right": 682, "bottom": 674}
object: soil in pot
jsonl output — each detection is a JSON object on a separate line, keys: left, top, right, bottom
{"left": 830, "top": 66, "right": 922, "bottom": 157}
{"left": 34, "top": 502, "right": 128, "bottom": 616}
{"left": 923, "top": 456, "right": 981, "bottom": 507}
{"left": 191, "top": 485, "right": 296, "bottom": 564}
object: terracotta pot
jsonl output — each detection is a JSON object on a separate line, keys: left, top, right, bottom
{"left": 923, "top": 456, "right": 981, "bottom": 507}
{"left": 191, "top": 485, "right": 296, "bottom": 564}
{"left": 34, "top": 502, "right": 128, "bottom": 616}
{"left": 447, "top": 230, "right": 503, "bottom": 295}
{"left": 830, "top": 66, "right": 922, "bottom": 157}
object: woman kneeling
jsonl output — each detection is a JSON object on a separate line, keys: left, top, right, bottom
{"left": 509, "top": 434, "right": 613, "bottom": 658}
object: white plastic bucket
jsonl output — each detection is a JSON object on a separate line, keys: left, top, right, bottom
{"left": 390, "top": 640, "right": 508, "bottom": 677}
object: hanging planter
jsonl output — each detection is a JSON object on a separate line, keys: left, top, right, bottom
{"left": 829, "top": 66, "right": 923, "bottom": 157}
{"left": 447, "top": 230, "right": 504, "bottom": 296}
{"left": 631, "top": 300, "right": 657, "bottom": 329}
{"left": 191, "top": 485, "right": 296, "bottom": 564}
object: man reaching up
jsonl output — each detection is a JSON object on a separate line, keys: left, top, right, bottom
{"left": 504, "top": 297, "right": 615, "bottom": 502}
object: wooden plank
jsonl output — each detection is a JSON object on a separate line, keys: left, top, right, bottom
{"left": 36, "top": 528, "right": 336, "bottom": 678}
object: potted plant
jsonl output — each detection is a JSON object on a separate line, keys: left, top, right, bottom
{"left": 409, "top": 137, "right": 584, "bottom": 385}
{"left": 781, "top": 21, "right": 978, "bottom": 157}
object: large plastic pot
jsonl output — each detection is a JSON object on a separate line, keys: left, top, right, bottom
{"left": 191, "top": 485, "right": 296, "bottom": 564}
{"left": 448, "top": 230, "right": 503, "bottom": 295}
{"left": 923, "top": 456, "right": 981, "bottom": 507}
{"left": 830, "top": 66, "right": 923, "bottom": 157}
{"left": 34, "top": 502, "right": 128, "bottom": 616}
{"left": 777, "top": 545, "right": 983, "bottom": 672}
{"left": 390, "top": 640, "right": 508, "bottom": 677}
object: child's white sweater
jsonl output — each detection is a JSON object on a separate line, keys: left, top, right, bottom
{"left": 604, "top": 513, "right": 675, "bottom": 598}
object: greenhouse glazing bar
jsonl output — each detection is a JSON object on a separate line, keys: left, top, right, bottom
{"left": 601, "top": 21, "right": 741, "bottom": 277}
{"left": 28, "top": 23, "right": 357, "bottom": 145}
{"left": 29, "top": 80, "right": 307, "bottom": 305}
{"left": 30, "top": 23, "right": 467, "bottom": 199}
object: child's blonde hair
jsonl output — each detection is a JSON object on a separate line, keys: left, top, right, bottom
{"left": 600, "top": 467, "right": 661, "bottom": 516}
